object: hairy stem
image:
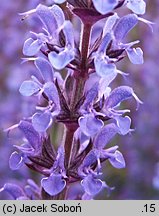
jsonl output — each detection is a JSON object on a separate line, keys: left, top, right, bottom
{"left": 70, "top": 23, "right": 92, "bottom": 111}
{"left": 57, "top": 22, "right": 92, "bottom": 200}
{"left": 64, "top": 125, "right": 77, "bottom": 169}
{"left": 80, "top": 23, "right": 92, "bottom": 72}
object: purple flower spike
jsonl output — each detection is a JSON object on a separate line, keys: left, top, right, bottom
{"left": 79, "top": 114, "right": 104, "bottom": 137}
{"left": 108, "top": 150, "right": 126, "bottom": 169}
{"left": 9, "top": 151, "right": 23, "bottom": 170}
{"left": 2, "top": 0, "right": 149, "bottom": 200}
{"left": 126, "top": 0, "right": 146, "bottom": 15}
{"left": 113, "top": 14, "right": 138, "bottom": 41}
{"left": 0, "top": 184, "right": 25, "bottom": 200}
{"left": 19, "top": 80, "right": 40, "bottom": 96}
{"left": 34, "top": 57, "right": 54, "bottom": 82}
{"left": 92, "top": 0, "right": 118, "bottom": 15}
{"left": 94, "top": 123, "right": 118, "bottom": 149}
{"left": 81, "top": 174, "right": 103, "bottom": 196}
{"left": 41, "top": 174, "right": 66, "bottom": 196}
{"left": 32, "top": 111, "right": 52, "bottom": 133}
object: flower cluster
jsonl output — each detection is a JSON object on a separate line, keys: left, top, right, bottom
{"left": 1, "top": 0, "right": 151, "bottom": 199}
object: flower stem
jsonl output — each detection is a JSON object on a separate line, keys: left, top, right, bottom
{"left": 58, "top": 22, "right": 92, "bottom": 200}
{"left": 64, "top": 125, "right": 77, "bottom": 169}
{"left": 80, "top": 23, "right": 92, "bottom": 73}
{"left": 70, "top": 23, "right": 92, "bottom": 111}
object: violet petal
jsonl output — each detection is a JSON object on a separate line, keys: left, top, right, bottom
{"left": 32, "top": 111, "right": 52, "bottom": 132}
{"left": 81, "top": 174, "right": 103, "bottom": 196}
{"left": 79, "top": 114, "right": 104, "bottom": 137}
{"left": 9, "top": 151, "right": 24, "bottom": 170}
{"left": 108, "top": 150, "right": 126, "bottom": 169}
{"left": 94, "top": 123, "right": 118, "bottom": 149}
{"left": 41, "top": 174, "right": 66, "bottom": 196}
{"left": 113, "top": 14, "right": 138, "bottom": 41}
{"left": 34, "top": 57, "right": 54, "bottom": 82}
{"left": 18, "top": 121, "right": 41, "bottom": 150}
{"left": 23, "top": 38, "right": 42, "bottom": 56}
{"left": 19, "top": 80, "right": 40, "bottom": 96}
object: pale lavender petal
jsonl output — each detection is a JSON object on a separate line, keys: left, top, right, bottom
{"left": 62, "top": 21, "right": 74, "bottom": 47}
{"left": 43, "top": 82, "right": 60, "bottom": 107}
{"left": 34, "top": 57, "right": 54, "bottom": 82}
{"left": 98, "top": 33, "right": 112, "bottom": 53}
{"left": 36, "top": 4, "right": 57, "bottom": 35}
{"left": 79, "top": 114, "right": 104, "bottom": 137}
{"left": 81, "top": 175, "right": 103, "bottom": 196}
{"left": 18, "top": 121, "right": 41, "bottom": 150}
{"left": 127, "top": 0, "right": 146, "bottom": 15}
{"left": 99, "top": 73, "right": 117, "bottom": 97}
{"left": 82, "top": 82, "right": 98, "bottom": 109}
{"left": 23, "top": 38, "right": 42, "bottom": 56}
{"left": 78, "top": 132, "right": 90, "bottom": 154}
{"left": 9, "top": 152, "right": 23, "bottom": 170}
{"left": 54, "top": 0, "right": 66, "bottom": 3}
{"left": 48, "top": 48, "right": 74, "bottom": 70}
{"left": 92, "top": 0, "right": 118, "bottom": 15}
{"left": 95, "top": 56, "right": 117, "bottom": 78}
{"left": 94, "top": 123, "right": 118, "bottom": 149}
{"left": 51, "top": 4, "right": 65, "bottom": 27}
{"left": 115, "top": 116, "right": 131, "bottom": 135}
{"left": 53, "top": 146, "right": 65, "bottom": 171}
{"left": 106, "top": 86, "right": 133, "bottom": 108}
{"left": 79, "top": 150, "right": 98, "bottom": 171}
{"left": 126, "top": 47, "right": 144, "bottom": 64}
{"left": 113, "top": 14, "right": 138, "bottom": 41}
{"left": 32, "top": 111, "right": 52, "bottom": 132}
{"left": 41, "top": 174, "right": 66, "bottom": 196}
{"left": 108, "top": 150, "right": 126, "bottom": 168}
{"left": 19, "top": 80, "right": 40, "bottom": 96}
{"left": 103, "top": 13, "right": 119, "bottom": 36}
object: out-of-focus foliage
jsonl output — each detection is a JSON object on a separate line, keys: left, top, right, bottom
{"left": 0, "top": 0, "right": 50, "bottom": 199}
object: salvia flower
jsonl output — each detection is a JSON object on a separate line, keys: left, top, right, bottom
{"left": 1, "top": 0, "right": 151, "bottom": 199}
{"left": 21, "top": 4, "right": 75, "bottom": 70}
